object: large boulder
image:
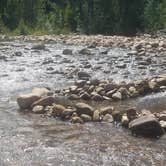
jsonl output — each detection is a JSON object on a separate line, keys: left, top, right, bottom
{"left": 17, "top": 93, "right": 41, "bottom": 109}
{"left": 75, "top": 102, "right": 94, "bottom": 116}
{"left": 129, "top": 115, "right": 164, "bottom": 137}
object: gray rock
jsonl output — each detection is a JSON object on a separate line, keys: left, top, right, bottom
{"left": 78, "top": 71, "right": 91, "bottom": 79}
{"left": 17, "top": 93, "right": 41, "bottom": 109}
{"left": 75, "top": 102, "right": 94, "bottom": 116}
{"left": 32, "top": 43, "right": 45, "bottom": 50}
{"left": 112, "top": 91, "right": 122, "bottom": 100}
{"left": 79, "top": 48, "right": 91, "bottom": 55}
{"left": 81, "top": 114, "right": 92, "bottom": 122}
{"left": 63, "top": 49, "right": 73, "bottom": 55}
{"left": 93, "top": 110, "right": 100, "bottom": 122}
{"left": 129, "top": 115, "right": 164, "bottom": 137}
{"left": 103, "top": 114, "right": 114, "bottom": 123}
{"left": 71, "top": 116, "right": 84, "bottom": 124}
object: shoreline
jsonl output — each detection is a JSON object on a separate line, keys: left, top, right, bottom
{"left": 0, "top": 34, "right": 166, "bottom": 54}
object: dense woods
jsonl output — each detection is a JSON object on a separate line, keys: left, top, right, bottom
{"left": 0, "top": 0, "right": 166, "bottom": 35}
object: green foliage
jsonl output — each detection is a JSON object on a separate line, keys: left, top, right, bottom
{"left": 0, "top": 0, "right": 165, "bottom": 35}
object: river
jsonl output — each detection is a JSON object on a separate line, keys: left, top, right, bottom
{"left": 0, "top": 40, "right": 166, "bottom": 166}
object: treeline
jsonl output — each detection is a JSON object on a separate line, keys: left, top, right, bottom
{"left": 0, "top": 0, "right": 166, "bottom": 35}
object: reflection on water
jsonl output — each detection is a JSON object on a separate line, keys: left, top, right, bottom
{"left": 0, "top": 41, "right": 166, "bottom": 165}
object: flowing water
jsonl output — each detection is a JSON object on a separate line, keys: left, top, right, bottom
{"left": 0, "top": 40, "right": 166, "bottom": 166}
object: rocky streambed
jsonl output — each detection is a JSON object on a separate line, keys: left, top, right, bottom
{"left": 0, "top": 35, "right": 166, "bottom": 165}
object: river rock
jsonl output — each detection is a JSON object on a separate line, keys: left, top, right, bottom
{"left": 80, "top": 92, "right": 91, "bottom": 100}
{"left": 121, "top": 113, "right": 129, "bottom": 127}
{"left": 102, "top": 114, "right": 114, "bottom": 123}
{"left": 75, "top": 102, "right": 94, "bottom": 116}
{"left": 61, "top": 108, "right": 75, "bottom": 120}
{"left": 32, "top": 105, "right": 45, "bottom": 114}
{"left": 80, "top": 114, "right": 92, "bottom": 122}
{"left": 71, "top": 116, "right": 84, "bottom": 124}
{"left": 63, "top": 49, "right": 73, "bottom": 55}
{"left": 79, "top": 48, "right": 91, "bottom": 55}
{"left": 93, "top": 110, "right": 100, "bottom": 122}
{"left": 32, "top": 43, "right": 45, "bottom": 50}
{"left": 112, "top": 91, "right": 122, "bottom": 100}
{"left": 51, "top": 104, "right": 66, "bottom": 117}
{"left": 17, "top": 93, "right": 41, "bottom": 109}
{"left": 100, "top": 106, "right": 114, "bottom": 116}
{"left": 77, "top": 71, "right": 91, "bottom": 79}
{"left": 129, "top": 115, "right": 164, "bottom": 137}
{"left": 32, "top": 96, "right": 55, "bottom": 107}
{"left": 91, "top": 92, "right": 103, "bottom": 101}
{"left": 126, "top": 108, "right": 137, "bottom": 121}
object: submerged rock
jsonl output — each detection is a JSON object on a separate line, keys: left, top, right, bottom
{"left": 129, "top": 115, "right": 164, "bottom": 137}
{"left": 32, "top": 43, "right": 45, "bottom": 50}
{"left": 63, "top": 49, "right": 73, "bottom": 55}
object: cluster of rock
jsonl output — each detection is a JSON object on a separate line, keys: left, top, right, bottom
{"left": 1, "top": 34, "right": 166, "bottom": 54}
{"left": 17, "top": 85, "right": 166, "bottom": 138}
{"left": 58, "top": 74, "right": 166, "bottom": 102}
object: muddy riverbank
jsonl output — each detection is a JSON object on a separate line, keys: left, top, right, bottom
{"left": 0, "top": 36, "right": 166, "bottom": 165}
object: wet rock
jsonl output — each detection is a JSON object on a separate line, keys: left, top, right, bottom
{"left": 127, "top": 51, "right": 138, "bottom": 55}
{"left": 32, "top": 105, "right": 45, "bottom": 114}
{"left": 93, "top": 110, "right": 100, "bottom": 122}
{"left": 126, "top": 108, "right": 137, "bottom": 121}
{"left": 63, "top": 49, "right": 73, "bottom": 55}
{"left": 91, "top": 92, "right": 103, "bottom": 101}
{"left": 32, "top": 96, "right": 55, "bottom": 107}
{"left": 156, "top": 78, "right": 166, "bottom": 86}
{"left": 17, "top": 93, "right": 41, "bottom": 109}
{"left": 61, "top": 108, "right": 75, "bottom": 119}
{"left": 14, "top": 51, "right": 22, "bottom": 57}
{"left": 32, "top": 43, "right": 45, "bottom": 50}
{"left": 0, "top": 55, "right": 7, "bottom": 61}
{"left": 71, "top": 116, "right": 84, "bottom": 124}
{"left": 121, "top": 113, "right": 129, "bottom": 127}
{"left": 103, "top": 114, "right": 114, "bottom": 123}
{"left": 106, "top": 89, "right": 117, "bottom": 98}
{"left": 68, "top": 94, "right": 80, "bottom": 100}
{"left": 129, "top": 115, "right": 164, "bottom": 137}
{"left": 80, "top": 114, "right": 92, "bottom": 122}
{"left": 79, "top": 48, "right": 91, "bottom": 55}
{"left": 100, "top": 106, "right": 114, "bottom": 116}
{"left": 80, "top": 92, "right": 91, "bottom": 100}
{"left": 116, "top": 64, "right": 127, "bottom": 69}
{"left": 77, "top": 71, "right": 91, "bottom": 79}
{"left": 112, "top": 91, "right": 122, "bottom": 100}
{"left": 51, "top": 104, "right": 66, "bottom": 117}
{"left": 75, "top": 102, "right": 94, "bottom": 116}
